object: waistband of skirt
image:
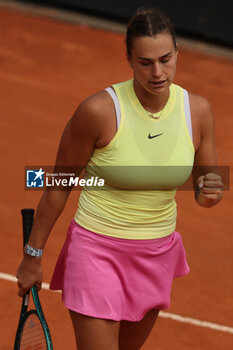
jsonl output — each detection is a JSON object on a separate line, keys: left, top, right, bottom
{"left": 70, "top": 219, "right": 176, "bottom": 247}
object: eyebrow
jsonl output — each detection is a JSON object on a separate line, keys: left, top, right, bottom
{"left": 137, "top": 51, "right": 172, "bottom": 60}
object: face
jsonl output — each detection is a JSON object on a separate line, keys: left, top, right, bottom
{"left": 127, "top": 33, "right": 178, "bottom": 96}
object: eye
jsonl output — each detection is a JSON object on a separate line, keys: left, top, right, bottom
{"left": 161, "top": 58, "right": 170, "bottom": 64}
{"left": 139, "top": 60, "right": 151, "bottom": 66}
{"left": 161, "top": 55, "right": 172, "bottom": 64}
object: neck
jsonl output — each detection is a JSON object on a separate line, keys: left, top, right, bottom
{"left": 133, "top": 78, "right": 170, "bottom": 114}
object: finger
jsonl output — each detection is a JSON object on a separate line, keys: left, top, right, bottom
{"left": 18, "top": 287, "right": 28, "bottom": 297}
{"left": 35, "top": 282, "right": 42, "bottom": 291}
{"left": 203, "top": 180, "right": 223, "bottom": 188}
{"left": 204, "top": 173, "right": 222, "bottom": 181}
{"left": 201, "top": 193, "right": 221, "bottom": 200}
{"left": 202, "top": 186, "right": 223, "bottom": 194}
{"left": 202, "top": 187, "right": 221, "bottom": 194}
{"left": 197, "top": 175, "right": 205, "bottom": 189}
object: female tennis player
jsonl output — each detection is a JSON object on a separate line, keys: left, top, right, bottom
{"left": 17, "top": 7, "right": 223, "bottom": 350}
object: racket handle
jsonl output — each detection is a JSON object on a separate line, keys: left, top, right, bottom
{"left": 21, "top": 209, "right": 35, "bottom": 247}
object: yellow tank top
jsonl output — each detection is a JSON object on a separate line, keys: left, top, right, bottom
{"left": 74, "top": 79, "right": 195, "bottom": 239}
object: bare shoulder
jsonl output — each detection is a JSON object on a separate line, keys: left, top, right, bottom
{"left": 69, "top": 90, "right": 114, "bottom": 140}
{"left": 72, "top": 90, "right": 113, "bottom": 126}
{"left": 189, "top": 92, "right": 215, "bottom": 132}
{"left": 186, "top": 92, "right": 215, "bottom": 151}
{"left": 189, "top": 92, "right": 213, "bottom": 114}
{"left": 79, "top": 90, "right": 113, "bottom": 114}
{"left": 55, "top": 90, "right": 115, "bottom": 167}
{"left": 189, "top": 93, "right": 213, "bottom": 120}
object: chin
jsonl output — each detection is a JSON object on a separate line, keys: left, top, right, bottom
{"left": 146, "top": 83, "right": 170, "bottom": 96}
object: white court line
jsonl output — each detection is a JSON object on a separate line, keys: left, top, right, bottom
{"left": 159, "top": 311, "right": 233, "bottom": 334}
{"left": 1, "top": 271, "right": 233, "bottom": 335}
{"left": 0, "top": 272, "right": 53, "bottom": 291}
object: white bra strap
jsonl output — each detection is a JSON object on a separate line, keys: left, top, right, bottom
{"left": 105, "top": 87, "right": 121, "bottom": 130}
{"left": 183, "top": 89, "right": 193, "bottom": 141}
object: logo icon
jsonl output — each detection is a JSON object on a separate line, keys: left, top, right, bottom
{"left": 26, "top": 168, "right": 45, "bottom": 188}
{"left": 148, "top": 133, "right": 163, "bottom": 139}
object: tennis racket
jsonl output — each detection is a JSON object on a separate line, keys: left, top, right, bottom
{"left": 14, "top": 208, "right": 53, "bottom": 350}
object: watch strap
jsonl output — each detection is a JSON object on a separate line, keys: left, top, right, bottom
{"left": 24, "top": 244, "right": 43, "bottom": 257}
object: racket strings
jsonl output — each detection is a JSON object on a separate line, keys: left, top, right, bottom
{"left": 20, "top": 313, "right": 47, "bottom": 349}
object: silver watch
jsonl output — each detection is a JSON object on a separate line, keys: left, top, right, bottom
{"left": 24, "top": 244, "right": 43, "bottom": 257}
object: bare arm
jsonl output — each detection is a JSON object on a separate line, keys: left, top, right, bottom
{"left": 191, "top": 94, "right": 223, "bottom": 207}
{"left": 17, "top": 93, "right": 107, "bottom": 296}
{"left": 26, "top": 97, "right": 102, "bottom": 248}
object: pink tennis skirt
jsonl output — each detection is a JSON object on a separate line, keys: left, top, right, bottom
{"left": 50, "top": 219, "right": 190, "bottom": 322}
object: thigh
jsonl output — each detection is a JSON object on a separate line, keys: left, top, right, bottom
{"left": 119, "top": 309, "right": 159, "bottom": 350}
{"left": 69, "top": 310, "right": 120, "bottom": 350}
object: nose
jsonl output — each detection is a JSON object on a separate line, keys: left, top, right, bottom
{"left": 152, "top": 62, "right": 163, "bottom": 78}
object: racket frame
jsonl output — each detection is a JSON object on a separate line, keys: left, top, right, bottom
{"left": 14, "top": 209, "right": 53, "bottom": 349}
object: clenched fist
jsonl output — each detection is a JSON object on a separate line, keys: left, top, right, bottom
{"left": 196, "top": 173, "right": 223, "bottom": 207}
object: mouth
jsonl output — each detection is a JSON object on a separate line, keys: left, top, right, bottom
{"left": 149, "top": 80, "right": 167, "bottom": 88}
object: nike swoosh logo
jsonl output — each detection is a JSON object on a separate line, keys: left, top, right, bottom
{"left": 148, "top": 133, "right": 163, "bottom": 139}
